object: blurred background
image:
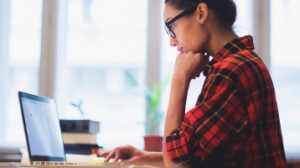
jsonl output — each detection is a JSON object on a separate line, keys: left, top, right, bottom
{"left": 0, "top": 0, "right": 299, "bottom": 161}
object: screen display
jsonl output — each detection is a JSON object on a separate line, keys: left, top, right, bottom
{"left": 21, "top": 97, "right": 65, "bottom": 158}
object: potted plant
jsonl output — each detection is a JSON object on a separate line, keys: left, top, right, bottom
{"left": 144, "top": 77, "right": 169, "bottom": 152}
{"left": 124, "top": 71, "right": 169, "bottom": 152}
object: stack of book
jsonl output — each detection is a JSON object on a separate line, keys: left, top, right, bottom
{"left": 60, "top": 119, "right": 102, "bottom": 155}
{"left": 0, "top": 146, "right": 21, "bottom": 162}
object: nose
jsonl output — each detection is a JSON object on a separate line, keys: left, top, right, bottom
{"left": 170, "top": 37, "right": 178, "bottom": 47}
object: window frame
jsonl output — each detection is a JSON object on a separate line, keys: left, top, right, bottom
{"left": 0, "top": 0, "right": 11, "bottom": 143}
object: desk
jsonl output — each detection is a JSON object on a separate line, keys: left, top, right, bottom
{"left": 0, "top": 162, "right": 159, "bottom": 168}
{"left": 0, "top": 153, "right": 160, "bottom": 168}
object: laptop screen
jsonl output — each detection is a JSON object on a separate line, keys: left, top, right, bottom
{"left": 19, "top": 91, "right": 66, "bottom": 162}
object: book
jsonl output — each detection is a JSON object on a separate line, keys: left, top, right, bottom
{"left": 0, "top": 147, "right": 21, "bottom": 162}
{"left": 64, "top": 144, "right": 103, "bottom": 155}
{"left": 62, "top": 133, "right": 97, "bottom": 144}
{"left": 0, "top": 146, "right": 21, "bottom": 154}
{"left": 60, "top": 119, "right": 100, "bottom": 134}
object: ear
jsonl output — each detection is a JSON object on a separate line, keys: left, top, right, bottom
{"left": 195, "top": 3, "right": 209, "bottom": 24}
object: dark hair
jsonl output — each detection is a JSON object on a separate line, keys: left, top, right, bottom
{"left": 165, "top": 0, "right": 237, "bottom": 30}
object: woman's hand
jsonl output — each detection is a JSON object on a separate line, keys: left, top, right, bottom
{"left": 173, "top": 51, "right": 209, "bottom": 81}
{"left": 100, "top": 145, "right": 145, "bottom": 163}
{"left": 100, "top": 145, "right": 163, "bottom": 166}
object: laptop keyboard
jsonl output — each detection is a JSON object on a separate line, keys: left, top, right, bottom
{"left": 32, "top": 161, "right": 123, "bottom": 167}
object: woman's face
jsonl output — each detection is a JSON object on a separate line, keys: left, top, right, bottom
{"left": 163, "top": 4, "right": 210, "bottom": 53}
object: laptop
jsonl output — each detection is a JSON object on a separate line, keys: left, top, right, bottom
{"left": 18, "top": 91, "right": 124, "bottom": 167}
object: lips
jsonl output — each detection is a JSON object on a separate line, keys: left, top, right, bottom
{"left": 177, "top": 48, "right": 184, "bottom": 53}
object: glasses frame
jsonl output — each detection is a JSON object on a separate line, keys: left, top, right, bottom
{"left": 165, "top": 6, "right": 198, "bottom": 38}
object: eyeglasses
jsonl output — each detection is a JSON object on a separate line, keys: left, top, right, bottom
{"left": 165, "top": 6, "right": 197, "bottom": 38}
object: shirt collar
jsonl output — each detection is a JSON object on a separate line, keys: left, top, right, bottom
{"left": 203, "top": 35, "right": 255, "bottom": 76}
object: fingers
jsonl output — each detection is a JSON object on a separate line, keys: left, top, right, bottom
{"left": 192, "top": 72, "right": 201, "bottom": 80}
{"left": 100, "top": 145, "right": 141, "bottom": 164}
{"left": 104, "top": 150, "right": 115, "bottom": 162}
{"left": 100, "top": 145, "right": 133, "bottom": 163}
{"left": 114, "top": 150, "right": 121, "bottom": 163}
{"left": 99, "top": 151, "right": 109, "bottom": 157}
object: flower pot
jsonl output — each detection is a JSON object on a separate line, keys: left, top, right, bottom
{"left": 144, "top": 135, "right": 163, "bottom": 152}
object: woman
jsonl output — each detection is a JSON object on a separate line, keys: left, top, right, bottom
{"left": 100, "top": 0, "right": 287, "bottom": 167}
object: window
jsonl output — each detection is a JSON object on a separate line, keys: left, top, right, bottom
{"left": 234, "top": 0, "right": 253, "bottom": 36}
{"left": 271, "top": 0, "right": 300, "bottom": 153}
{"left": 0, "top": 0, "right": 42, "bottom": 145}
{"left": 1, "top": 0, "right": 299, "bottom": 157}
{"left": 56, "top": 0, "right": 148, "bottom": 150}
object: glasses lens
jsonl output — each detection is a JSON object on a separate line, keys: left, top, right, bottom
{"left": 164, "top": 5, "right": 197, "bottom": 38}
{"left": 165, "top": 24, "right": 175, "bottom": 38}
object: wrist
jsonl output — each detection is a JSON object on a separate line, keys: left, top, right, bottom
{"left": 144, "top": 152, "right": 164, "bottom": 167}
{"left": 172, "top": 73, "right": 190, "bottom": 86}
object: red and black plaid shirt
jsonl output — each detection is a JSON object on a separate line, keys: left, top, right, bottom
{"left": 166, "top": 35, "right": 287, "bottom": 168}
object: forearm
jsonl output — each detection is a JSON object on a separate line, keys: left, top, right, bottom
{"left": 164, "top": 75, "right": 190, "bottom": 135}
{"left": 163, "top": 75, "right": 190, "bottom": 167}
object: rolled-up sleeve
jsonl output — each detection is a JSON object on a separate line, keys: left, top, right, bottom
{"left": 166, "top": 73, "right": 249, "bottom": 164}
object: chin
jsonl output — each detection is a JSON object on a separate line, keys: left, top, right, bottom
{"left": 195, "top": 49, "right": 206, "bottom": 54}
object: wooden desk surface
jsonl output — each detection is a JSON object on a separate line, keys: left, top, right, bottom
{"left": 0, "top": 153, "right": 160, "bottom": 168}
{"left": 0, "top": 162, "right": 158, "bottom": 168}
{"left": 0, "top": 163, "right": 159, "bottom": 168}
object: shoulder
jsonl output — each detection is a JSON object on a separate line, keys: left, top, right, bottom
{"left": 216, "top": 49, "right": 261, "bottom": 68}
{"left": 215, "top": 50, "right": 266, "bottom": 74}
{"left": 210, "top": 50, "right": 270, "bottom": 88}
